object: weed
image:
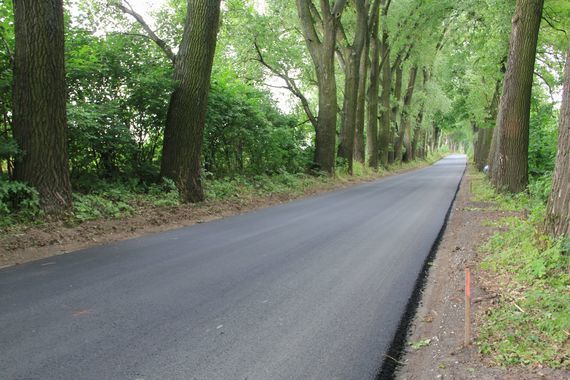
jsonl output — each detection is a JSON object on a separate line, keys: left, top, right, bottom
{"left": 473, "top": 176, "right": 569, "bottom": 369}
{"left": 409, "top": 338, "right": 432, "bottom": 350}
{"left": 0, "top": 180, "right": 41, "bottom": 226}
{"left": 73, "top": 193, "right": 134, "bottom": 221}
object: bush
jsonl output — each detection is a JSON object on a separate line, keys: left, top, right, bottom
{"left": 0, "top": 180, "right": 41, "bottom": 225}
{"left": 147, "top": 178, "right": 180, "bottom": 207}
{"left": 73, "top": 193, "right": 134, "bottom": 221}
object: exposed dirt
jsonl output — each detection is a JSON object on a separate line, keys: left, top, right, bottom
{"left": 396, "top": 170, "right": 569, "bottom": 380}
{"left": 0, "top": 164, "right": 431, "bottom": 269}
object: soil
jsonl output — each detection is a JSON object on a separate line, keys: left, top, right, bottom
{"left": 395, "top": 170, "right": 569, "bottom": 380}
{"left": 0, "top": 164, "right": 428, "bottom": 269}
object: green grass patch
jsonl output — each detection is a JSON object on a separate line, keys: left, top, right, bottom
{"left": 473, "top": 175, "right": 569, "bottom": 369}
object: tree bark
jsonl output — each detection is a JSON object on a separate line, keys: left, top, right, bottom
{"left": 366, "top": 0, "right": 381, "bottom": 169}
{"left": 411, "top": 68, "right": 428, "bottom": 161}
{"left": 297, "top": 0, "right": 347, "bottom": 174}
{"left": 12, "top": 0, "right": 72, "bottom": 214}
{"left": 354, "top": 31, "right": 369, "bottom": 164}
{"left": 489, "top": 0, "right": 544, "bottom": 193}
{"left": 432, "top": 122, "right": 441, "bottom": 152}
{"left": 378, "top": 0, "right": 391, "bottom": 167}
{"left": 338, "top": 0, "right": 368, "bottom": 174}
{"left": 474, "top": 126, "right": 493, "bottom": 170}
{"left": 545, "top": 44, "right": 570, "bottom": 237}
{"left": 389, "top": 55, "right": 403, "bottom": 164}
{"left": 396, "top": 66, "right": 417, "bottom": 163}
{"left": 160, "top": 0, "right": 221, "bottom": 203}
{"left": 475, "top": 79, "right": 501, "bottom": 171}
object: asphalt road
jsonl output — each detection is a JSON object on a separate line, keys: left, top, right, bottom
{"left": 0, "top": 155, "right": 466, "bottom": 380}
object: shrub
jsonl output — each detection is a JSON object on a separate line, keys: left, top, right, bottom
{"left": 73, "top": 193, "right": 134, "bottom": 221}
{"left": 0, "top": 180, "right": 41, "bottom": 225}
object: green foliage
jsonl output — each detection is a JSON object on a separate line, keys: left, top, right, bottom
{"left": 65, "top": 30, "right": 173, "bottom": 181}
{"left": 528, "top": 95, "right": 559, "bottom": 178}
{"left": 147, "top": 178, "right": 180, "bottom": 207}
{"left": 204, "top": 69, "right": 310, "bottom": 177}
{"left": 473, "top": 176, "right": 570, "bottom": 369}
{"left": 472, "top": 177, "right": 530, "bottom": 211}
{"left": 0, "top": 180, "right": 41, "bottom": 225}
{"left": 409, "top": 338, "right": 432, "bottom": 350}
{"left": 73, "top": 192, "right": 134, "bottom": 222}
{"left": 0, "top": 136, "right": 18, "bottom": 160}
{"left": 72, "top": 177, "right": 181, "bottom": 221}
{"left": 527, "top": 174, "right": 553, "bottom": 204}
{"left": 204, "top": 172, "right": 322, "bottom": 200}
{"left": 0, "top": 1, "right": 14, "bottom": 173}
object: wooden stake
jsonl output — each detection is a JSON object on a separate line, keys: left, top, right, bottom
{"left": 464, "top": 266, "right": 471, "bottom": 347}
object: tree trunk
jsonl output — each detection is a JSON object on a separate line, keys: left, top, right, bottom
{"left": 160, "top": 0, "right": 221, "bottom": 203}
{"left": 545, "top": 44, "right": 570, "bottom": 237}
{"left": 432, "top": 123, "right": 440, "bottom": 152}
{"left": 474, "top": 126, "right": 492, "bottom": 170}
{"left": 378, "top": 1, "right": 391, "bottom": 167}
{"left": 489, "top": 0, "right": 543, "bottom": 193}
{"left": 366, "top": 1, "right": 381, "bottom": 169}
{"left": 297, "top": 0, "right": 347, "bottom": 174}
{"left": 390, "top": 55, "right": 403, "bottom": 164}
{"left": 411, "top": 68, "right": 429, "bottom": 161}
{"left": 12, "top": 0, "right": 72, "bottom": 214}
{"left": 354, "top": 33, "right": 369, "bottom": 164}
{"left": 338, "top": 0, "right": 367, "bottom": 174}
{"left": 411, "top": 111, "right": 423, "bottom": 161}
{"left": 397, "top": 66, "right": 417, "bottom": 163}
{"left": 475, "top": 79, "right": 501, "bottom": 171}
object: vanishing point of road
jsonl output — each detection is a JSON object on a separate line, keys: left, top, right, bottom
{"left": 0, "top": 155, "right": 466, "bottom": 379}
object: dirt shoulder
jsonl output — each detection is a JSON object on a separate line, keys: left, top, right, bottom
{"left": 0, "top": 162, "right": 433, "bottom": 269}
{"left": 396, "top": 169, "right": 568, "bottom": 380}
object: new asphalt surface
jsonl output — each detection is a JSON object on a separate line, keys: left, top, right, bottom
{"left": 0, "top": 155, "right": 466, "bottom": 379}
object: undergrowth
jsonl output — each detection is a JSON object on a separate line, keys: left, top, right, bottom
{"left": 472, "top": 171, "right": 569, "bottom": 369}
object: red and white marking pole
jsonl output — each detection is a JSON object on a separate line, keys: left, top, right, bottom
{"left": 464, "top": 266, "right": 471, "bottom": 347}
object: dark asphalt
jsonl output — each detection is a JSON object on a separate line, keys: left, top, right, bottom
{"left": 0, "top": 155, "right": 466, "bottom": 380}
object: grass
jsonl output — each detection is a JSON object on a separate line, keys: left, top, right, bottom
{"left": 471, "top": 172, "right": 569, "bottom": 369}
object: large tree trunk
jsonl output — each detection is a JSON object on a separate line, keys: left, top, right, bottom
{"left": 297, "top": 0, "right": 347, "bottom": 174}
{"left": 378, "top": 0, "right": 391, "bottom": 167}
{"left": 338, "top": 0, "right": 367, "bottom": 174}
{"left": 160, "top": 0, "right": 221, "bottom": 203}
{"left": 397, "top": 66, "right": 417, "bottom": 163}
{"left": 315, "top": 57, "right": 338, "bottom": 174}
{"left": 411, "top": 68, "right": 429, "bottom": 161}
{"left": 489, "top": 0, "right": 543, "bottom": 193}
{"left": 475, "top": 79, "right": 501, "bottom": 171}
{"left": 432, "top": 122, "right": 440, "bottom": 152}
{"left": 411, "top": 111, "right": 423, "bottom": 161}
{"left": 366, "top": 0, "right": 381, "bottom": 169}
{"left": 389, "top": 55, "right": 403, "bottom": 164}
{"left": 545, "top": 44, "right": 570, "bottom": 237}
{"left": 354, "top": 34, "right": 369, "bottom": 164}
{"left": 12, "top": 0, "right": 72, "bottom": 214}
{"left": 474, "top": 126, "right": 494, "bottom": 170}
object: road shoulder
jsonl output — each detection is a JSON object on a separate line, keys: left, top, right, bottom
{"left": 396, "top": 168, "right": 568, "bottom": 380}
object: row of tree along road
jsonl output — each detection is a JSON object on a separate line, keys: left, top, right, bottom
{"left": 2, "top": 0, "right": 568, "bottom": 238}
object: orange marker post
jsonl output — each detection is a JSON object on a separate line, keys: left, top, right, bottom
{"left": 464, "top": 266, "right": 471, "bottom": 347}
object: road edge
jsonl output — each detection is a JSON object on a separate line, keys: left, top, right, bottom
{"left": 375, "top": 162, "right": 467, "bottom": 379}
